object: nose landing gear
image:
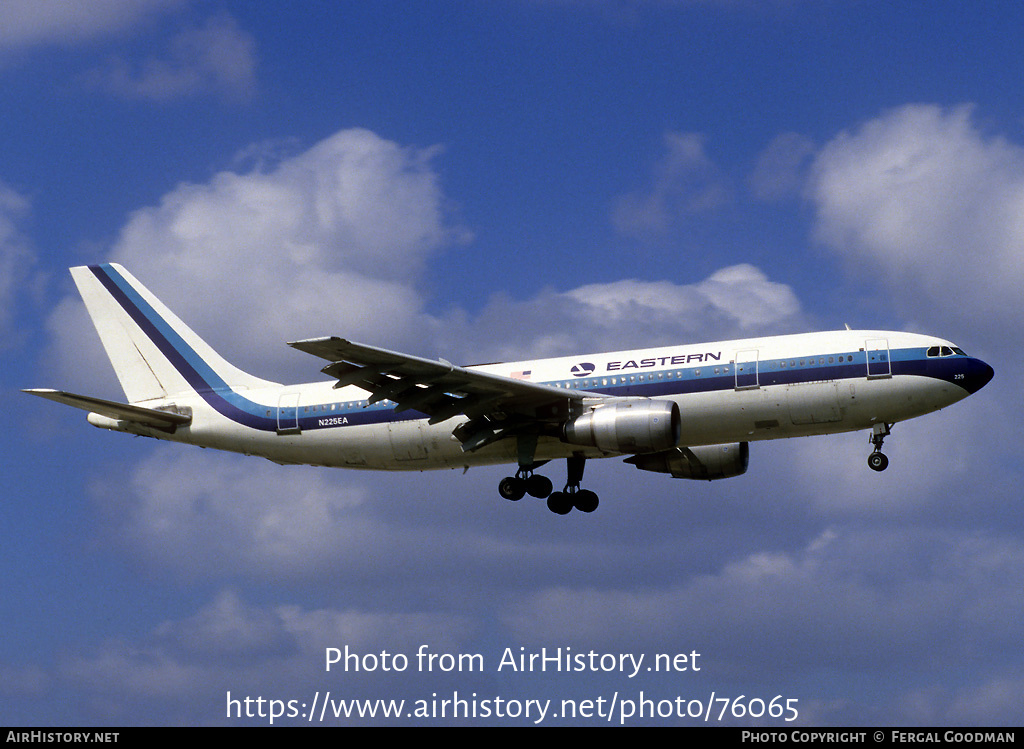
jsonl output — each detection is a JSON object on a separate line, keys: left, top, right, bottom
{"left": 868, "top": 423, "right": 891, "bottom": 472}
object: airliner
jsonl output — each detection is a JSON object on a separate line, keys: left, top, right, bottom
{"left": 25, "top": 264, "right": 993, "bottom": 514}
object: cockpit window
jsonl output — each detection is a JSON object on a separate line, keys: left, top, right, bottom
{"left": 926, "top": 346, "right": 965, "bottom": 358}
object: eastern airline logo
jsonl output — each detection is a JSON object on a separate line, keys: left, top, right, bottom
{"left": 571, "top": 362, "right": 596, "bottom": 377}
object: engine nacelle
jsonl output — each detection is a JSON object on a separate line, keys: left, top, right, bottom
{"left": 563, "top": 400, "right": 681, "bottom": 454}
{"left": 626, "top": 442, "right": 749, "bottom": 480}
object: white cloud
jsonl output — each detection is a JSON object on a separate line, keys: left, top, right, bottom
{"left": 500, "top": 526, "right": 1024, "bottom": 723}
{"left": 786, "top": 396, "right": 1017, "bottom": 520}
{"left": 563, "top": 264, "right": 802, "bottom": 340}
{"left": 807, "top": 104, "right": 1024, "bottom": 327}
{"left": 49, "top": 127, "right": 465, "bottom": 386}
{"left": 60, "top": 590, "right": 475, "bottom": 722}
{"left": 90, "top": 443, "right": 597, "bottom": 583}
{"left": 441, "top": 264, "right": 804, "bottom": 363}
{"left": 0, "top": 0, "right": 183, "bottom": 51}
{"left": 87, "top": 13, "right": 258, "bottom": 102}
{"left": 612, "top": 131, "right": 731, "bottom": 236}
{"left": 51, "top": 122, "right": 799, "bottom": 393}
{"left": 93, "top": 447, "right": 374, "bottom": 578}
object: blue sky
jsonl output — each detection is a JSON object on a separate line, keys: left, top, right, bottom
{"left": 3, "top": 0, "right": 1022, "bottom": 726}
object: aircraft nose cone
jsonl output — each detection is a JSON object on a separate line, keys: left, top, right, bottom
{"left": 963, "top": 358, "right": 994, "bottom": 394}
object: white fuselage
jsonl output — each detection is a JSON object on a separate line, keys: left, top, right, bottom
{"left": 106, "top": 329, "right": 983, "bottom": 472}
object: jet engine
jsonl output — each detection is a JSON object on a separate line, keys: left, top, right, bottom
{"left": 625, "top": 442, "right": 749, "bottom": 480}
{"left": 563, "top": 400, "right": 681, "bottom": 454}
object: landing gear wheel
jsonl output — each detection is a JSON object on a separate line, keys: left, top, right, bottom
{"left": 574, "top": 489, "right": 599, "bottom": 513}
{"left": 546, "top": 492, "right": 573, "bottom": 515}
{"left": 867, "top": 452, "right": 889, "bottom": 472}
{"left": 498, "top": 476, "right": 526, "bottom": 501}
{"left": 525, "top": 474, "right": 553, "bottom": 499}
{"left": 867, "top": 423, "right": 892, "bottom": 473}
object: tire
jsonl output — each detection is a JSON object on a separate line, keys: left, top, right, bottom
{"left": 574, "top": 489, "right": 599, "bottom": 513}
{"left": 546, "top": 491, "right": 573, "bottom": 515}
{"left": 525, "top": 474, "right": 553, "bottom": 498}
{"left": 498, "top": 476, "right": 526, "bottom": 500}
{"left": 867, "top": 452, "right": 889, "bottom": 472}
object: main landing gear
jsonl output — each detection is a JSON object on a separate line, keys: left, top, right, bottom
{"left": 498, "top": 470, "right": 553, "bottom": 501}
{"left": 867, "top": 422, "right": 891, "bottom": 472}
{"left": 498, "top": 453, "right": 600, "bottom": 514}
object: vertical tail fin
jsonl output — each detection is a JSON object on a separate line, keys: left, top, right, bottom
{"left": 72, "top": 263, "right": 278, "bottom": 403}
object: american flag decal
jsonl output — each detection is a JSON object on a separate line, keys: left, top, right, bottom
{"left": 511, "top": 370, "right": 532, "bottom": 380}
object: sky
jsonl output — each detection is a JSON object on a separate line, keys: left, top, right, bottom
{"left": 2, "top": 0, "right": 1022, "bottom": 727}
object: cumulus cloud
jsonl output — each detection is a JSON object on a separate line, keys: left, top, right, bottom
{"left": 500, "top": 527, "right": 1024, "bottom": 723}
{"left": 505, "top": 526, "right": 1024, "bottom": 660}
{"left": 40, "top": 115, "right": 1016, "bottom": 725}
{"left": 90, "top": 444, "right": 686, "bottom": 585}
{"left": 92, "top": 448, "right": 372, "bottom": 579}
{"left": 0, "top": 0, "right": 183, "bottom": 51}
{"left": 90, "top": 441, "right": 616, "bottom": 585}
{"left": 566, "top": 265, "right": 799, "bottom": 331}
{"left": 86, "top": 13, "right": 258, "bottom": 102}
{"left": 807, "top": 104, "right": 1024, "bottom": 327}
{"left": 440, "top": 264, "right": 804, "bottom": 363}
{"left": 50, "top": 122, "right": 800, "bottom": 395}
{"left": 612, "top": 132, "right": 731, "bottom": 236}
{"left": 53, "top": 521, "right": 1024, "bottom": 723}
{"left": 60, "top": 590, "right": 474, "bottom": 723}
{"left": 48, "top": 127, "right": 466, "bottom": 387}
{"left": 40, "top": 124, "right": 806, "bottom": 593}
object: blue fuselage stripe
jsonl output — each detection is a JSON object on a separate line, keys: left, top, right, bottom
{"left": 93, "top": 263, "right": 985, "bottom": 433}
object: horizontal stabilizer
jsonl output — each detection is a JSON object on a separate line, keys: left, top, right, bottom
{"left": 22, "top": 389, "right": 191, "bottom": 428}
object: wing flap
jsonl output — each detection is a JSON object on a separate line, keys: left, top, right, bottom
{"left": 288, "top": 336, "right": 584, "bottom": 428}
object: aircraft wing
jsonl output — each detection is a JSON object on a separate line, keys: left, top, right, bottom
{"left": 288, "top": 336, "right": 591, "bottom": 452}
{"left": 22, "top": 389, "right": 192, "bottom": 428}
